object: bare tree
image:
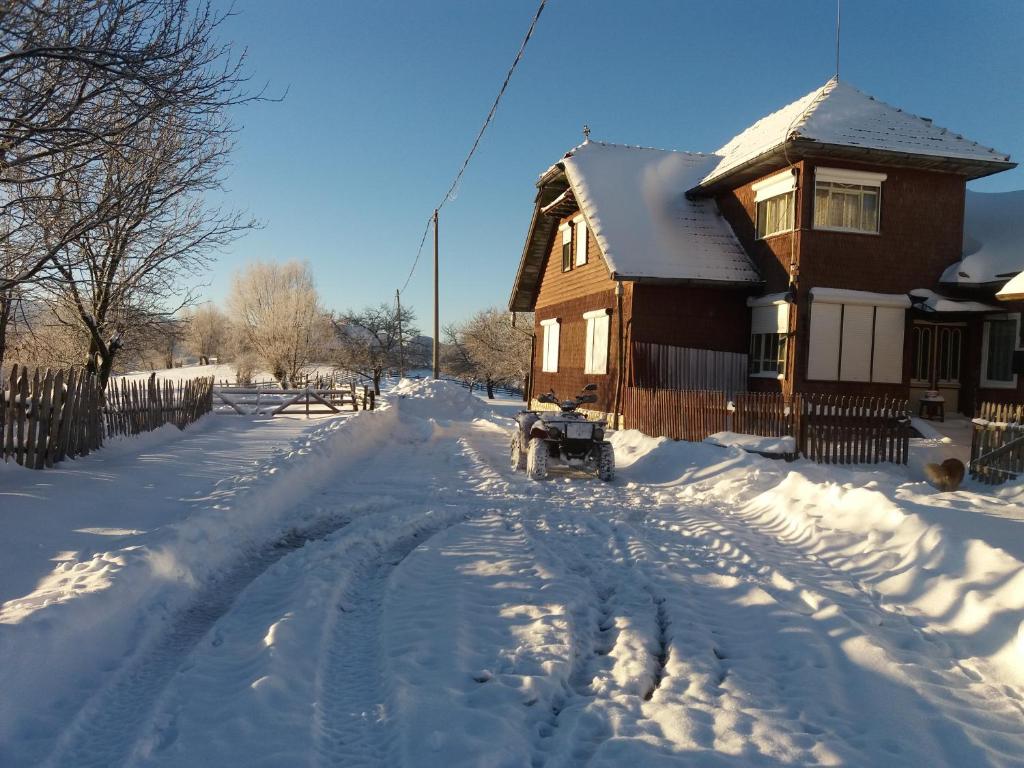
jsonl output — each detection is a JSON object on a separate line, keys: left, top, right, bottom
{"left": 447, "top": 308, "right": 533, "bottom": 398}
{"left": 184, "top": 302, "right": 229, "bottom": 365}
{"left": 0, "top": 0, "right": 262, "bottom": 291}
{"left": 227, "top": 260, "right": 330, "bottom": 386}
{"left": 333, "top": 303, "right": 419, "bottom": 394}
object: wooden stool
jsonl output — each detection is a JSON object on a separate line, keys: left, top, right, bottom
{"left": 919, "top": 396, "right": 945, "bottom": 422}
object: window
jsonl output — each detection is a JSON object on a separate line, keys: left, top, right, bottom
{"left": 981, "top": 314, "right": 1020, "bottom": 388}
{"left": 750, "top": 333, "right": 787, "bottom": 376}
{"left": 813, "top": 167, "right": 886, "bottom": 234}
{"left": 541, "top": 318, "right": 560, "bottom": 373}
{"left": 574, "top": 217, "right": 588, "bottom": 266}
{"left": 583, "top": 309, "right": 609, "bottom": 374}
{"left": 748, "top": 301, "right": 790, "bottom": 377}
{"left": 806, "top": 290, "right": 908, "bottom": 383}
{"left": 560, "top": 222, "right": 573, "bottom": 272}
{"left": 752, "top": 170, "right": 796, "bottom": 239}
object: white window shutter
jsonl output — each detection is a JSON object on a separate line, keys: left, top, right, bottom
{"left": 575, "top": 219, "right": 588, "bottom": 265}
{"left": 751, "top": 304, "right": 789, "bottom": 334}
{"left": 541, "top": 319, "right": 560, "bottom": 373}
{"left": 839, "top": 304, "right": 873, "bottom": 382}
{"left": 871, "top": 307, "right": 905, "bottom": 383}
{"left": 592, "top": 315, "right": 609, "bottom": 374}
{"left": 807, "top": 302, "right": 841, "bottom": 381}
{"left": 584, "top": 315, "right": 595, "bottom": 373}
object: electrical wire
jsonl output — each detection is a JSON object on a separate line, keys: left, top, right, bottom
{"left": 398, "top": 0, "right": 547, "bottom": 296}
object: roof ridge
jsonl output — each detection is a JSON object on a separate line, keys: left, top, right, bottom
{"left": 571, "top": 139, "right": 718, "bottom": 158}
{"left": 789, "top": 77, "right": 838, "bottom": 140}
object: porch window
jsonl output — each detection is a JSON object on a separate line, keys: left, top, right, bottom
{"left": 560, "top": 223, "right": 573, "bottom": 272}
{"left": 753, "top": 170, "right": 796, "bottom": 239}
{"left": 750, "top": 333, "right": 787, "bottom": 376}
{"left": 748, "top": 301, "right": 790, "bottom": 378}
{"left": 575, "top": 217, "right": 589, "bottom": 266}
{"left": 813, "top": 167, "right": 886, "bottom": 234}
{"left": 583, "top": 309, "right": 609, "bottom": 374}
{"left": 541, "top": 318, "right": 560, "bottom": 373}
{"left": 981, "top": 314, "right": 1020, "bottom": 388}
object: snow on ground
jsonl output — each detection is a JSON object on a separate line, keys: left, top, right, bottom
{"left": 2, "top": 380, "right": 1023, "bottom": 766}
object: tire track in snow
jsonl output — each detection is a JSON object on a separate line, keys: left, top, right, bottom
{"left": 40, "top": 498, "right": 391, "bottom": 768}
{"left": 310, "top": 519, "right": 459, "bottom": 768}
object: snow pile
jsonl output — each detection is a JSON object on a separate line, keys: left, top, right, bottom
{"left": 944, "top": 189, "right": 1024, "bottom": 286}
{"left": 390, "top": 377, "right": 487, "bottom": 421}
{"left": 704, "top": 430, "right": 795, "bottom": 454}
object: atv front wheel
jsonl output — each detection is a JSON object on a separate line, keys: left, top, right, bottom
{"left": 597, "top": 441, "right": 615, "bottom": 482}
{"left": 526, "top": 437, "right": 548, "bottom": 480}
{"left": 510, "top": 431, "right": 526, "bottom": 472}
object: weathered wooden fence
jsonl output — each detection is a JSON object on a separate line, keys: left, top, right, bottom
{"left": 631, "top": 342, "right": 748, "bottom": 397}
{"left": 797, "top": 395, "right": 911, "bottom": 465}
{"left": 623, "top": 387, "right": 911, "bottom": 465}
{"left": 1, "top": 366, "right": 214, "bottom": 468}
{"left": 104, "top": 376, "right": 214, "bottom": 436}
{"left": 970, "top": 402, "right": 1024, "bottom": 484}
{"left": 732, "top": 392, "right": 794, "bottom": 438}
{"left": 623, "top": 387, "right": 728, "bottom": 442}
{"left": 213, "top": 382, "right": 374, "bottom": 416}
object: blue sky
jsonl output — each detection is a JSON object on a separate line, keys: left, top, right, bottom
{"left": 206, "top": 0, "right": 1023, "bottom": 330}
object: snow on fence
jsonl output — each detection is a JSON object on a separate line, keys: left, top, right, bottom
{"left": 1, "top": 365, "right": 213, "bottom": 469}
{"left": 970, "top": 402, "right": 1024, "bottom": 485}
{"left": 623, "top": 387, "right": 912, "bottom": 465}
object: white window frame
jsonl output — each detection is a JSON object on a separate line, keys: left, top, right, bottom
{"left": 541, "top": 318, "right": 560, "bottom": 373}
{"left": 980, "top": 313, "right": 1020, "bottom": 389}
{"left": 748, "top": 301, "right": 790, "bottom": 378}
{"left": 574, "top": 216, "right": 588, "bottom": 266}
{"left": 813, "top": 167, "right": 886, "bottom": 235}
{"left": 583, "top": 309, "right": 610, "bottom": 375}
{"left": 559, "top": 223, "right": 573, "bottom": 272}
{"left": 753, "top": 170, "right": 797, "bottom": 240}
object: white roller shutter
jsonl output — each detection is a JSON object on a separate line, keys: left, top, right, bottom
{"left": 751, "top": 303, "right": 789, "bottom": 334}
{"left": 807, "top": 302, "right": 842, "bottom": 381}
{"left": 871, "top": 307, "right": 905, "bottom": 383}
{"left": 839, "top": 304, "right": 873, "bottom": 382}
{"left": 575, "top": 219, "right": 588, "bottom": 266}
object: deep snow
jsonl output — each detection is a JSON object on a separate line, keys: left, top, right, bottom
{"left": 2, "top": 379, "right": 1023, "bottom": 767}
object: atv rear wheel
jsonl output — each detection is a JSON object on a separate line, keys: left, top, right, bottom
{"left": 510, "top": 431, "right": 526, "bottom": 472}
{"left": 526, "top": 437, "right": 548, "bottom": 480}
{"left": 597, "top": 441, "right": 615, "bottom": 482}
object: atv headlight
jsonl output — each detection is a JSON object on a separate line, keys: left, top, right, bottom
{"left": 547, "top": 426, "right": 561, "bottom": 438}
{"left": 593, "top": 427, "right": 604, "bottom": 441}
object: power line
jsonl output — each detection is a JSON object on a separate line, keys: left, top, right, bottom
{"left": 398, "top": 0, "right": 547, "bottom": 296}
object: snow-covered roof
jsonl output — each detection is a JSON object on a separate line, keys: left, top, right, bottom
{"left": 941, "top": 190, "right": 1024, "bottom": 287}
{"left": 701, "top": 79, "right": 1011, "bottom": 187}
{"left": 561, "top": 142, "right": 759, "bottom": 283}
{"left": 908, "top": 288, "right": 1002, "bottom": 313}
{"left": 996, "top": 271, "right": 1024, "bottom": 301}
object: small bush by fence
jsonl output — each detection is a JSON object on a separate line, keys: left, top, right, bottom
{"left": 970, "top": 402, "right": 1024, "bottom": 485}
{"left": 622, "top": 386, "right": 911, "bottom": 465}
{"left": 1, "top": 366, "right": 214, "bottom": 469}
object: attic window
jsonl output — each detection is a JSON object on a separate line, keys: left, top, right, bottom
{"left": 575, "top": 217, "right": 589, "bottom": 266}
{"left": 560, "top": 222, "right": 573, "bottom": 272}
{"left": 813, "top": 167, "right": 886, "bottom": 234}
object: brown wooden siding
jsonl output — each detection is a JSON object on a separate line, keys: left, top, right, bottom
{"left": 535, "top": 217, "right": 617, "bottom": 309}
{"left": 630, "top": 284, "right": 751, "bottom": 352}
{"left": 531, "top": 286, "right": 631, "bottom": 414}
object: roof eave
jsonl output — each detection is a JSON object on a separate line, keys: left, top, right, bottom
{"left": 508, "top": 174, "right": 569, "bottom": 313}
{"left": 618, "top": 274, "right": 763, "bottom": 289}
{"left": 689, "top": 139, "right": 1016, "bottom": 197}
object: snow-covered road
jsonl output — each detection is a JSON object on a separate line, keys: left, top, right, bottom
{"left": 4, "top": 381, "right": 1024, "bottom": 766}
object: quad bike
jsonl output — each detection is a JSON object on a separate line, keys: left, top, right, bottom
{"left": 510, "top": 384, "right": 615, "bottom": 481}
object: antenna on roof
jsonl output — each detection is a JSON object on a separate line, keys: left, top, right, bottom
{"left": 582, "top": 124, "right": 591, "bottom": 142}
{"left": 835, "top": 0, "right": 841, "bottom": 81}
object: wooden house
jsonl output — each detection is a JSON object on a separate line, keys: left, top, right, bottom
{"left": 508, "top": 78, "right": 1023, "bottom": 420}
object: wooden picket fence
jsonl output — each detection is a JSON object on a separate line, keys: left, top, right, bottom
{"left": 970, "top": 402, "right": 1024, "bottom": 485}
{"left": 104, "top": 375, "right": 214, "bottom": 436}
{"left": 622, "top": 386, "right": 911, "bottom": 465}
{"left": 622, "top": 387, "right": 727, "bottom": 442}
{"left": 797, "top": 394, "right": 911, "bottom": 465}
{"left": 1, "top": 365, "right": 213, "bottom": 468}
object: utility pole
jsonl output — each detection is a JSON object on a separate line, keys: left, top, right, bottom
{"left": 432, "top": 208, "right": 440, "bottom": 379}
{"left": 396, "top": 288, "right": 405, "bottom": 378}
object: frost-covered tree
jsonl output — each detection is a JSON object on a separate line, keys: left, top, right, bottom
{"left": 184, "top": 303, "right": 230, "bottom": 365}
{"left": 333, "top": 303, "right": 420, "bottom": 394}
{"left": 447, "top": 308, "right": 533, "bottom": 398}
{"left": 227, "top": 260, "right": 330, "bottom": 386}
